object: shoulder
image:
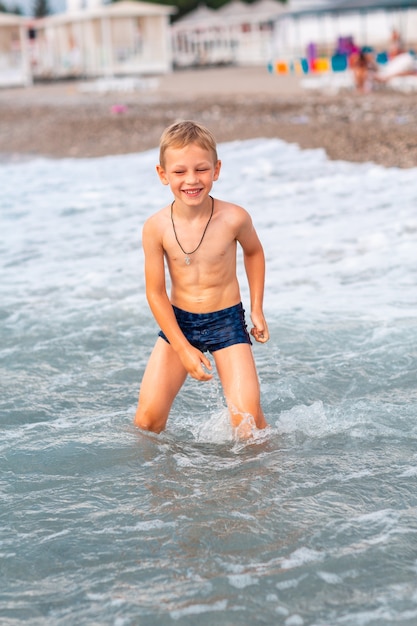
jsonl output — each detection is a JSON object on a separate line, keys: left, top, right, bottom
{"left": 142, "top": 205, "right": 170, "bottom": 236}
{"left": 215, "top": 198, "right": 252, "bottom": 226}
{"left": 142, "top": 205, "right": 171, "bottom": 251}
{"left": 215, "top": 199, "right": 254, "bottom": 240}
{"left": 215, "top": 199, "right": 261, "bottom": 248}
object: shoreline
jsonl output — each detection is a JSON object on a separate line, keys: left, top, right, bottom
{"left": 1, "top": 67, "right": 416, "bottom": 168}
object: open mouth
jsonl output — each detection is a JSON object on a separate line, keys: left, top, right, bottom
{"left": 182, "top": 189, "right": 202, "bottom": 197}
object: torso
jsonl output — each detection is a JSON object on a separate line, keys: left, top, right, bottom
{"left": 160, "top": 198, "right": 243, "bottom": 313}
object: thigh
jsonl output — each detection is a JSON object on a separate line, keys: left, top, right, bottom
{"left": 135, "top": 337, "right": 188, "bottom": 432}
{"left": 213, "top": 343, "right": 267, "bottom": 429}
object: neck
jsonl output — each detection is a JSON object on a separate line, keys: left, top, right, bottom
{"left": 170, "top": 195, "right": 215, "bottom": 263}
{"left": 173, "top": 195, "right": 213, "bottom": 218}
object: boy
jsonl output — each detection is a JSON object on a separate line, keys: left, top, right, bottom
{"left": 134, "top": 121, "right": 269, "bottom": 435}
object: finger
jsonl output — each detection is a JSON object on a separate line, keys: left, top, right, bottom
{"left": 200, "top": 358, "right": 213, "bottom": 380}
{"left": 199, "top": 364, "right": 213, "bottom": 379}
{"left": 201, "top": 354, "right": 212, "bottom": 370}
{"left": 251, "top": 326, "right": 264, "bottom": 337}
{"left": 251, "top": 327, "right": 268, "bottom": 342}
{"left": 258, "top": 328, "right": 269, "bottom": 342}
{"left": 191, "top": 369, "right": 213, "bottom": 381}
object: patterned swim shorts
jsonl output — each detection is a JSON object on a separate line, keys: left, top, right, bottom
{"left": 158, "top": 302, "right": 252, "bottom": 353}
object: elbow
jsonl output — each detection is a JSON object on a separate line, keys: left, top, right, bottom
{"left": 146, "top": 291, "right": 158, "bottom": 309}
{"left": 146, "top": 287, "right": 166, "bottom": 310}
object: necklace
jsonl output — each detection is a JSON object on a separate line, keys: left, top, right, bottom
{"left": 171, "top": 196, "right": 214, "bottom": 265}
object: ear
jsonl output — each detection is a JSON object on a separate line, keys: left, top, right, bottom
{"left": 156, "top": 164, "right": 169, "bottom": 185}
{"left": 213, "top": 160, "right": 221, "bottom": 182}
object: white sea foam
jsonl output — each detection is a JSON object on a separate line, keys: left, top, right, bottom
{"left": 2, "top": 140, "right": 417, "bottom": 325}
{"left": 280, "top": 547, "right": 325, "bottom": 570}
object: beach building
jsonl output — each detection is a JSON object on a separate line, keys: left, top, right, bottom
{"left": 30, "top": 0, "right": 176, "bottom": 80}
{"left": 171, "top": 0, "right": 286, "bottom": 68}
{"left": 272, "top": 0, "right": 417, "bottom": 59}
{"left": 0, "top": 13, "right": 31, "bottom": 86}
{"left": 287, "top": 0, "right": 329, "bottom": 8}
{"left": 171, "top": 5, "right": 224, "bottom": 67}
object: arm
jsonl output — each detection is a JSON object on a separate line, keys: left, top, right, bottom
{"left": 237, "top": 212, "right": 269, "bottom": 343}
{"left": 142, "top": 218, "right": 213, "bottom": 380}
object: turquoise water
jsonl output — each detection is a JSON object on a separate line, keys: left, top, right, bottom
{"left": 1, "top": 140, "right": 417, "bottom": 625}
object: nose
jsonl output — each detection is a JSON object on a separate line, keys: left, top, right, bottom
{"left": 185, "top": 170, "right": 199, "bottom": 185}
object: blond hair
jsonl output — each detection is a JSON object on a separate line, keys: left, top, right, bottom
{"left": 159, "top": 120, "right": 218, "bottom": 168}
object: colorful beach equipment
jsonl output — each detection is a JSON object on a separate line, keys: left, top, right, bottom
{"left": 268, "top": 51, "right": 388, "bottom": 76}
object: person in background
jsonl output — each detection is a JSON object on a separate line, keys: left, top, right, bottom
{"left": 388, "top": 28, "right": 405, "bottom": 59}
{"left": 375, "top": 30, "right": 417, "bottom": 84}
{"left": 351, "top": 47, "right": 378, "bottom": 93}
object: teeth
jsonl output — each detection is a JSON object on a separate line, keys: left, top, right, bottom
{"left": 183, "top": 190, "right": 200, "bottom": 195}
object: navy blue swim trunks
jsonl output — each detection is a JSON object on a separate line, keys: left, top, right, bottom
{"left": 158, "top": 302, "right": 252, "bottom": 353}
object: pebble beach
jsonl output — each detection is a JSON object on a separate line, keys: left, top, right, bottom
{"left": 1, "top": 65, "right": 416, "bottom": 168}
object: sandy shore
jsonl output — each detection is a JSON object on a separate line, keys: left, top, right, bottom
{"left": 1, "top": 66, "right": 416, "bottom": 168}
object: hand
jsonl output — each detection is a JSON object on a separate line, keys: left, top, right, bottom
{"left": 178, "top": 345, "right": 213, "bottom": 381}
{"left": 250, "top": 312, "right": 269, "bottom": 343}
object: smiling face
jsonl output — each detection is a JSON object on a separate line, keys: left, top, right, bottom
{"left": 156, "top": 143, "right": 221, "bottom": 208}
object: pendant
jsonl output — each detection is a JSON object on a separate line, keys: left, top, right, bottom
{"left": 185, "top": 256, "right": 191, "bottom": 265}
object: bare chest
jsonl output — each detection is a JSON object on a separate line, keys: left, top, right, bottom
{"left": 163, "top": 218, "right": 235, "bottom": 268}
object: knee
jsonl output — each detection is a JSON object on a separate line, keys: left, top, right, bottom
{"left": 133, "top": 407, "right": 165, "bottom": 434}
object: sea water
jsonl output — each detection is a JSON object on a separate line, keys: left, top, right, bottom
{"left": 1, "top": 139, "right": 417, "bottom": 626}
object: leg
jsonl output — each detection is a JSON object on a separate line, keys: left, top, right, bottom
{"left": 354, "top": 67, "right": 366, "bottom": 92}
{"left": 134, "top": 337, "right": 187, "bottom": 433}
{"left": 213, "top": 343, "right": 267, "bottom": 434}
